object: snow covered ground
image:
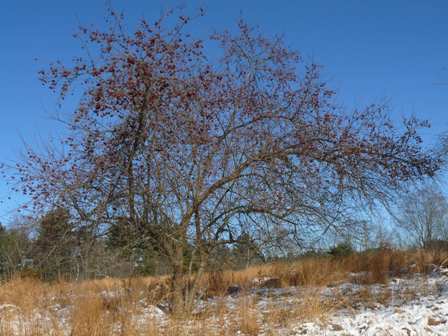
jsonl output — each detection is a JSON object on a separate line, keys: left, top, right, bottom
{"left": 293, "top": 282, "right": 448, "bottom": 335}
{"left": 1, "top": 271, "right": 447, "bottom": 335}
{"left": 294, "top": 297, "right": 448, "bottom": 335}
{"left": 147, "top": 270, "right": 448, "bottom": 335}
{"left": 260, "top": 272, "right": 448, "bottom": 335}
{"left": 250, "top": 272, "right": 448, "bottom": 335}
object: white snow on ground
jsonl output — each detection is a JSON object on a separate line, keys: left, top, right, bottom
{"left": 273, "top": 272, "right": 448, "bottom": 335}
{"left": 1, "top": 271, "right": 448, "bottom": 335}
{"left": 198, "top": 271, "right": 448, "bottom": 335}
{"left": 293, "top": 292, "right": 448, "bottom": 335}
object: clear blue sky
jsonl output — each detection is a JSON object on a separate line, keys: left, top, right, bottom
{"left": 1, "top": 0, "right": 448, "bottom": 222}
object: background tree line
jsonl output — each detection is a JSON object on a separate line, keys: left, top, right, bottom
{"left": 2, "top": 180, "right": 448, "bottom": 281}
{"left": 0, "top": 209, "right": 265, "bottom": 281}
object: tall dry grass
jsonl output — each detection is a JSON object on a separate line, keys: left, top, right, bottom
{"left": 202, "top": 248, "right": 444, "bottom": 294}
{"left": 0, "top": 248, "right": 444, "bottom": 335}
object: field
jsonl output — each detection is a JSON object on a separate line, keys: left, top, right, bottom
{"left": 0, "top": 249, "right": 447, "bottom": 335}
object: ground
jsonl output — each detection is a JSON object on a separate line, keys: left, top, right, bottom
{"left": 0, "top": 267, "right": 447, "bottom": 335}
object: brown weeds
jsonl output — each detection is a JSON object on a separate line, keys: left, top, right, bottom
{"left": 0, "top": 248, "right": 445, "bottom": 335}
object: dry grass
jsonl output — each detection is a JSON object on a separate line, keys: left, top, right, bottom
{"left": 199, "top": 248, "right": 445, "bottom": 296}
{"left": 238, "top": 296, "right": 260, "bottom": 336}
{"left": 265, "top": 289, "right": 333, "bottom": 332}
{"left": 0, "top": 248, "right": 445, "bottom": 335}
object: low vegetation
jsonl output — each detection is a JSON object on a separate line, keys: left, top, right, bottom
{"left": 0, "top": 248, "right": 446, "bottom": 335}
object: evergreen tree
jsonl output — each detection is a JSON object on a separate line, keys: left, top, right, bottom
{"left": 34, "top": 208, "right": 75, "bottom": 279}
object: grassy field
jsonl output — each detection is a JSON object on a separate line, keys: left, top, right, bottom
{"left": 0, "top": 248, "right": 446, "bottom": 335}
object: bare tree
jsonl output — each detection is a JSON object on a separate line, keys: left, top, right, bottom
{"left": 11, "top": 9, "right": 440, "bottom": 311}
{"left": 394, "top": 184, "right": 448, "bottom": 248}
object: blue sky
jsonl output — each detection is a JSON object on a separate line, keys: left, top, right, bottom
{"left": 1, "top": 0, "right": 448, "bottom": 222}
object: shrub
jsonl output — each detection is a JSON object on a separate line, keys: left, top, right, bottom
{"left": 329, "top": 242, "right": 353, "bottom": 257}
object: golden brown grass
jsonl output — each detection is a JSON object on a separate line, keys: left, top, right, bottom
{"left": 0, "top": 248, "right": 445, "bottom": 335}
{"left": 198, "top": 248, "right": 444, "bottom": 297}
{"left": 238, "top": 296, "right": 260, "bottom": 336}
{"left": 264, "top": 289, "right": 333, "bottom": 332}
